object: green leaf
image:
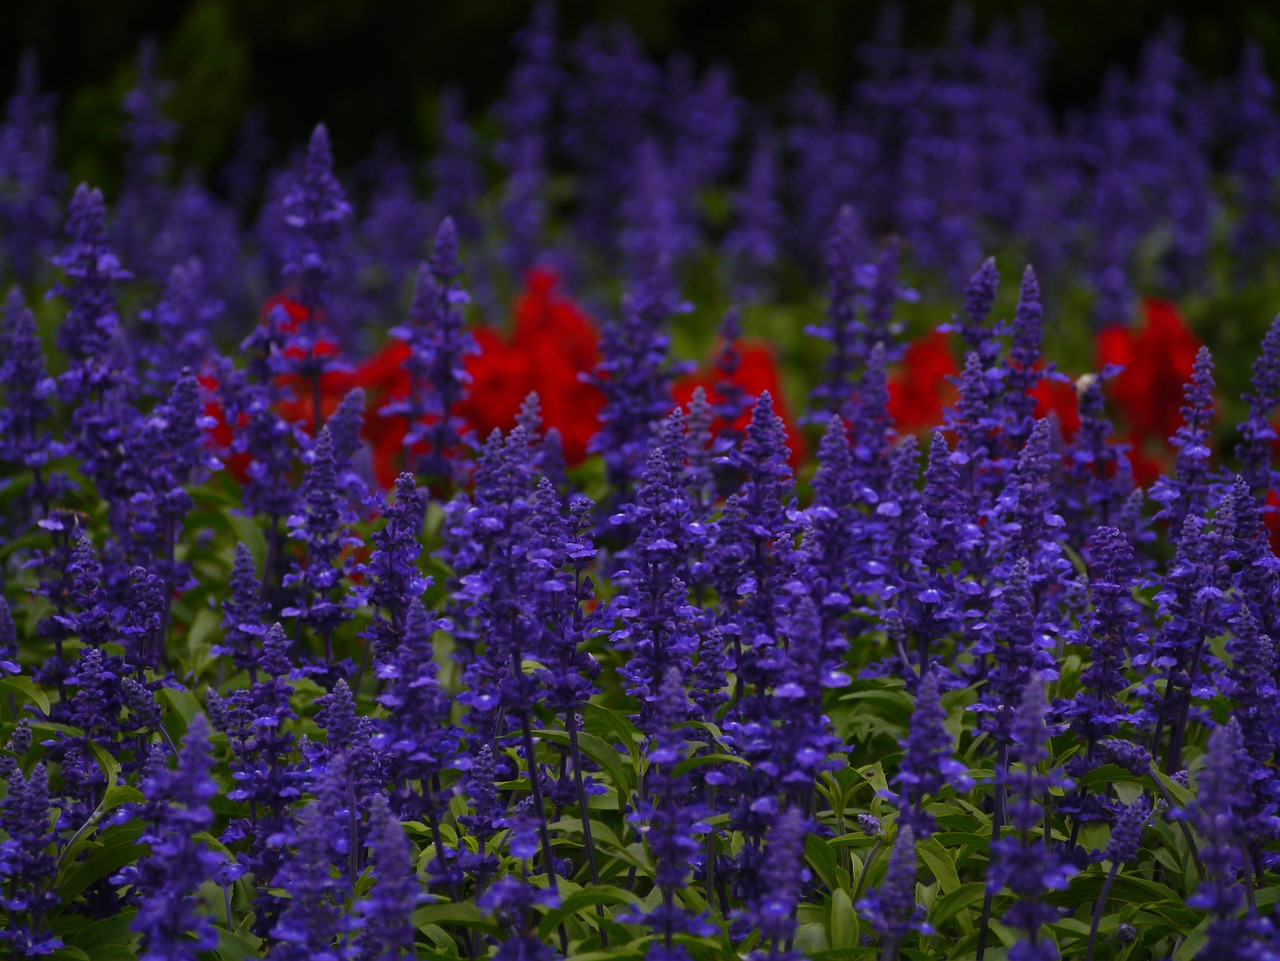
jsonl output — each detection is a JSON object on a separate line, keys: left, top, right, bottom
{"left": 0, "top": 675, "right": 51, "bottom": 715}
{"left": 57, "top": 823, "right": 144, "bottom": 904}
{"left": 412, "top": 900, "right": 500, "bottom": 933}
{"left": 222, "top": 510, "right": 268, "bottom": 570}
{"left": 917, "top": 836, "right": 961, "bottom": 894}
{"left": 215, "top": 926, "right": 264, "bottom": 961}
{"left": 806, "top": 834, "right": 839, "bottom": 892}
{"left": 930, "top": 881, "right": 986, "bottom": 928}
{"left": 533, "top": 728, "right": 635, "bottom": 796}
{"left": 537, "top": 885, "right": 638, "bottom": 937}
{"left": 829, "top": 889, "right": 858, "bottom": 951}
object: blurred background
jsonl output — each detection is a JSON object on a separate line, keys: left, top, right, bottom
{"left": 4, "top": 0, "right": 1280, "bottom": 188}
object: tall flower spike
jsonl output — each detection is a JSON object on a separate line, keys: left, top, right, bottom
{"left": 1235, "top": 315, "right": 1280, "bottom": 496}
{"left": 270, "top": 758, "right": 360, "bottom": 959}
{"left": 0, "top": 287, "right": 65, "bottom": 513}
{"left": 956, "top": 256, "right": 1001, "bottom": 366}
{"left": 282, "top": 123, "right": 351, "bottom": 320}
{"left": 0, "top": 763, "right": 61, "bottom": 957}
{"left": 1000, "top": 265, "right": 1048, "bottom": 452}
{"left": 858, "top": 824, "right": 928, "bottom": 952}
{"left": 988, "top": 679, "right": 1075, "bottom": 959}
{"left": 0, "top": 50, "right": 61, "bottom": 280}
{"left": 1187, "top": 719, "right": 1263, "bottom": 954}
{"left": 896, "top": 668, "right": 971, "bottom": 836}
{"left": 1150, "top": 346, "right": 1215, "bottom": 539}
{"left": 50, "top": 184, "right": 132, "bottom": 401}
{"left": 386, "top": 219, "right": 475, "bottom": 484}
{"left": 725, "top": 124, "right": 782, "bottom": 300}
{"left": 119, "top": 715, "right": 222, "bottom": 961}
{"left": 808, "top": 204, "right": 864, "bottom": 422}
{"left": 357, "top": 793, "right": 419, "bottom": 961}
{"left": 751, "top": 806, "right": 810, "bottom": 949}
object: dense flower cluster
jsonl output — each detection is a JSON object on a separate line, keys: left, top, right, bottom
{"left": 3, "top": 9, "right": 1280, "bottom": 961}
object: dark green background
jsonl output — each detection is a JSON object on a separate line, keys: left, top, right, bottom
{"left": 4, "top": 0, "right": 1280, "bottom": 186}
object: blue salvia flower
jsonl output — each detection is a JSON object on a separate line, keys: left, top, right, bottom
{"left": 385, "top": 219, "right": 475, "bottom": 484}
{"left": 998, "top": 266, "right": 1056, "bottom": 454}
{"left": 529, "top": 482, "right": 603, "bottom": 720}
{"left": 613, "top": 426, "right": 701, "bottom": 733}
{"left": 50, "top": 183, "right": 132, "bottom": 403}
{"left": 858, "top": 824, "right": 929, "bottom": 954}
{"left": 803, "top": 204, "right": 865, "bottom": 422}
{"left": 747, "top": 806, "right": 809, "bottom": 954}
{"left": 1185, "top": 718, "right": 1271, "bottom": 955}
{"left": 152, "top": 175, "right": 245, "bottom": 303}
{"left": 561, "top": 22, "right": 658, "bottom": 249}
{"left": 847, "top": 343, "right": 895, "bottom": 495}
{"left": 283, "top": 426, "right": 362, "bottom": 669}
{"left": 1217, "top": 607, "right": 1280, "bottom": 865}
{"left": 1228, "top": 43, "right": 1280, "bottom": 269}
{"left": 325, "top": 387, "right": 369, "bottom": 506}
{"left": 138, "top": 258, "right": 221, "bottom": 391}
{"left": 270, "top": 756, "right": 360, "bottom": 960}
{"left": 0, "top": 597, "right": 19, "bottom": 675}
{"left": 1064, "top": 369, "right": 1132, "bottom": 547}
{"left": 0, "top": 51, "right": 61, "bottom": 280}
{"left": 1235, "top": 315, "right": 1280, "bottom": 497}
{"left": 944, "top": 352, "right": 998, "bottom": 514}
{"left": 589, "top": 293, "right": 684, "bottom": 491}
{"left": 429, "top": 86, "right": 483, "bottom": 243}
{"left": 0, "top": 763, "right": 61, "bottom": 958}
{"left": 1059, "top": 527, "right": 1146, "bottom": 828}
{"left": 807, "top": 204, "right": 864, "bottom": 422}
{"left": 0, "top": 287, "right": 66, "bottom": 514}
{"left": 1150, "top": 346, "right": 1216, "bottom": 539}
{"left": 971, "top": 558, "right": 1059, "bottom": 743}
{"left": 864, "top": 240, "right": 913, "bottom": 357}
{"left": 621, "top": 144, "right": 694, "bottom": 325}
{"left": 725, "top": 124, "right": 782, "bottom": 300}
{"left": 990, "top": 418, "right": 1070, "bottom": 592}
{"left": 116, "top": 716, "right": 222, "bottom": 961}
{"left": 714, "top": 392, "right": 795, "bottom": 704}
{"left": 1218, "top": 477, "right": 1280, "bottom": 641}
{"left": 709, "top": 309, "right": 750, "bottom": 443}
{"left": 210, "top": 622, "right": 305, "bottom": 938}
{"left": 356, "top": 793, "right": 419, "bottom": 961}
{"left": 988, "top": 679, "right": 1075, "bottom": 960}
{"left": 1064, "top": 527, "right": 1143, "bottom": 741}
{"left": 356, "top": 155, "right": 431, "bottom": 315}
{"left": 953, "top": 256, "right": 1002, "bottom": 366}
{"left": 623, "top": 667, "right": 715, "bottom": 957}
{"left": 362, "top": 473, "right": 429, "bottom": 670}
{"left": 896, "top": 667, "right": 971, "bottom": 836}
{"left": 116, "top": 38, "right": 176, "bottom": 281}
{"left": 281, "top": 123, "right": 352, "bottom": 324}
{"left": 783, "top": 78, "right": 856, "bottom": 268}
{"left": 496, "top": 1, "right": 558, "bottom": 279}
{"left": 457, "top": 744, "right": 504, "bottom": 886}
{"left": 664, "top": 53, "right": 740, "bottom": 195}
{"left": 375, "top": 598, "right": 464, "bottom": 862}
{"left": 770, "top": 595, "right": 848, "bottom": 796}
{"left": 1138, "top": 510, "right": 1226, "bottom": 774}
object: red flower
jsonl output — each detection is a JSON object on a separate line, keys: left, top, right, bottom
{"left": 887, "top": 331, "right": 959, "bottom": 433}
{"left": 1097, "top": 298, "right": 1201, "bottom": 445}
{"left": 1031, "top": 374, "right": 1081, "bottom": 442}
{"left": 456, "top": 269, "right": 605, "bottom": 465}
{"left": 673, "top": 341, "right": 806, "bottom": 464}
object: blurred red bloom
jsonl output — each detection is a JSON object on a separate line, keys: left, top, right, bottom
{"left": 456, "top": 268, "right": 605, "bottom": 464}
{"left": 887, "top": 331, "right": 959, "bottom": 433}
{"left": 1097, "top": 298, "right": 1201, "bottom": 444}
{"left": 673, "top": 341, "right": 806, "bottom": 464}
{"left": 1031, "top": 375, "right": 1081, "bottom": 441}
